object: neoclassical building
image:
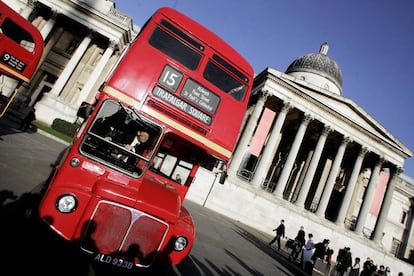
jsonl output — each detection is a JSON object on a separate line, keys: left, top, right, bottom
{"left": 5, "top": 0, "right": 138, "bottom": 125}
{"left": 4, "top": 0, "right": 414, "bottom": 274}
{"left": 188, "top": 44, "right": 414, "bottom": 274}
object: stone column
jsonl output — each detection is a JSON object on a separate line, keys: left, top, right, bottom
{"left": 40, "top": 11, "right": 58, "bottom": 40}
{"left": 251, "top": 102, "right": 291, "bottom": 187}
{"left": 399, "top": 196, "right": 414, "bottom": 258}
{"left": 295, "top": 125, "right": 331, "bottom": 207}
{"left": 316, "top": 137, "right": 350, "bottom": 216}
{"left": 48, "top": 33, "right": 93, "bottom": 96}
{"left": 274, "top": 114, "right": 312, "bottom": 196}
{"left": 355, "top": 157, "right": 384, "bottom": 235}
{"left": 228, "top": 91, "right": 267, "bottom": 175}
{"left": 372, "top": 167, "right": 401, "bottom": 243}
{"left": 74, "top": 41, "right": 116, "bottom": 107}
{"left": 20, "top": 1, "right": 35, "bottom": 19}
{"left": 336, "top": 147, "right": 368, "bottom": 226}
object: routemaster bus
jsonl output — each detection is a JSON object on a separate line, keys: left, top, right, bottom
{"left": 0, "top": 0, "right": 44, "bottom": 117}
{"left": 38, "top": 6, "right": 254, "bottom": 271}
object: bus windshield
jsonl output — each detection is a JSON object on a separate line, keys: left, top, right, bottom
{"left": 80, "top": 100, "right": 162, "bottom": 178}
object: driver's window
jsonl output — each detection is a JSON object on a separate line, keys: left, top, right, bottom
{"left": 90, "top": 100, "right": 159, "bottom": 157}
{"left": 81, "top": 100, "right": 161, "bottom": 178}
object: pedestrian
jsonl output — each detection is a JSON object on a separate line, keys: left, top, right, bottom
{"left": 288, "top": 225, "right": 305, "bottom": 262}
{"left": 19, "top": 106, "right": 36, "bottom": 131}
{"left": 310, "top": 238, "right": 331, "bottom": 273}
{"left": 268, "top": 219, "right": 285, "bottom": 250}
{"left": 334, "top": 247, "right": 352, "bottom": 276}
{"left": 374, "top": 265, "right": 386, "bottom": 275}
{"left": 385, "top": 266, "right": 391, "bottom": 276}
{"left": 361, "top": 257, "right": 377, "bottom": 276}
{"left": 360, "top": 257, "right": 372, "bottom": 276}
{"left": 302, "top": 233, "right": 315, "bottom": 271}
{"left": 348, "top": 257, "right": 361, "bottom": 276}
{"left": 311, "top": 239, "right": 330, "bottom": 262}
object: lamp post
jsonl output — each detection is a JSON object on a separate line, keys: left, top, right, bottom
{"left": 202, "top": 173, "right": 218, "bottom": 207}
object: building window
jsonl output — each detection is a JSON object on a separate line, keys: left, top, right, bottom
{"left": 391, "top": 238, "right": 401, "bottom": 256}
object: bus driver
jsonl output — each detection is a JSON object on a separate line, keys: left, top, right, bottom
{"left": 124, "top": 129, "right": 150, "bottom": 155}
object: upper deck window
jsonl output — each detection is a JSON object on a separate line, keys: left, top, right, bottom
{"left": 204, "top": 55, "right": 247, "bottom": 101}
{"left": 148, "top": 20, "right": 248, "bottom": 102}
{"left": 1, "top": 18, "right": 35, "bottom": 52}
{"left": 149, "top": 23, "right": 202, "bottom": 70}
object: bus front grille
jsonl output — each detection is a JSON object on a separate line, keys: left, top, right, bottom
{"left": 80, "top": 201, "right": 169, "bottom": 268}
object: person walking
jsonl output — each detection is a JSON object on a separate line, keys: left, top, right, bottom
{"left": 310, "top": 238, "right": 332, "bottom": 274}
{"left": 288, "top": 225, "right": 306, "bottom": 262}
{"left": 302, "top": 233, "right": 315, "bottom": 271}
{"left": 19, "top": 106, "right": 36, "bottom": 132}
{"left": 268, "top": 219, "right": 285, "bottom": 250}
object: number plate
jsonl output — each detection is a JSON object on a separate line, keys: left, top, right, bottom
{"left": 94, "top": 253, "right": 134, "bottom": 270}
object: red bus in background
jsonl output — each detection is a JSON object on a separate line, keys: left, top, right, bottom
{"left": 38, "top": 7, "right": 253, "bottom": 271}
{"left": 0, "top": 0, "right": 44, "bottom": 117}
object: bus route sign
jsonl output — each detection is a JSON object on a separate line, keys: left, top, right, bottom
{"left": 152, "top": 86, "right": 212, "bottom": 125}
{"left": 181, "top": 79, "right": 219, "bottom": 114}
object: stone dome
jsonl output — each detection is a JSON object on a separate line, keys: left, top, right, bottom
{"left": 286, "top": 43, "right": 343, "bottom": 95}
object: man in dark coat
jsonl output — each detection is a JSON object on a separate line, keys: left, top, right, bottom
{"left": 288, "top": 225, "right": 306, "bottom": 262}
{"left": 335, "top": 247, "right": 353, "bottom": 276}
{"left": 268, "top": 219, "right": 285, "bottom": 250}
{"left": 311, "top": 239, "right": 331, "bottom": 263}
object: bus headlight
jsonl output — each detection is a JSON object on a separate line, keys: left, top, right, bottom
{"left": 70, "top": 157, "right": 81, "bottom": 167}
{"left": 174, "top": 236, "right": 188, "bottom": 251}
{"left": 56, "top": 194, "right": 78, "bottom": 213}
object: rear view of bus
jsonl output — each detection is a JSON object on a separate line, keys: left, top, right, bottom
{"left": 38, "top": 7, "right": 253, "bottom": 271}
{"left": 0, "top": 1, "right": 44, "bottom": 116}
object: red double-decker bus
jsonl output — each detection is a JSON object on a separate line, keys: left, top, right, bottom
{"left": 38, "top": 7, "right": 253, "bottom": 271}
{"left": 0, "top": 0, "right": 44, "bottom": 117}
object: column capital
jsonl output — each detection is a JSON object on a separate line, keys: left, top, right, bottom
{"left": 281, "top": 101, "right": 292, "bottom": 113}
{"left": 50, "top": 9, "right": 59, "bottom": 19}
{"left": 393, "top": 166, "right": 404, "bottom": 177}
{"left": 303, "top": 113, "right": 313, "bottom": 125}
{"left": 86, "top": 30, "right": 97, "bottom": 40}
{"left": 108, "top": 40, "right": 119, "bottom": 50}
{"left": 342, "top": 136, "right": 352, "bottom": 145}
{"left": 31, "top": 0, "right": 40, "bottom": 8}
{"left": 376, "top": 157, "right": 385, "bottom": 167}
{"left": 359, "top": 146, "right": 369, "bottom": 157}
{"left": 322, "top": 125, "right": 332, "bottom": 135}
{"left": 260, "top": 89, "right": 269, "bottom": 98}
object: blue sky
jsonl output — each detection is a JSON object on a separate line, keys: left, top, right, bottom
{"left": 114, "top": 0, "right": 414, "bottom": 179}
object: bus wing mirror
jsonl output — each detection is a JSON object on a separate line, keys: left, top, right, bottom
{"left": 77, "top": 102, "right": 94, "bottom": 119}
{"left": 218, "top": 171, "right": 227, "bottom": 184}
